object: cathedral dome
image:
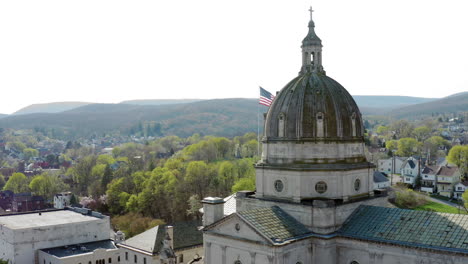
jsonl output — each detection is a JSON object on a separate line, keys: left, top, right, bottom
{"left": 264, "top": 72, "right": 364, "bottom": 141}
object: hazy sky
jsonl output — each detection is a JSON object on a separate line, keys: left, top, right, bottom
{"left": 1, "top": 0, "right": 467, "bottom": 114}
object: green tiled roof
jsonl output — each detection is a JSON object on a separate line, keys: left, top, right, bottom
{"left": 238, "top": 206, "right": 311, "bottom": 244}
{"left": 340, "top": 205, "right": 468, "bottom": 253}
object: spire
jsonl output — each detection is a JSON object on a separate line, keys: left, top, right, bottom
{"left": 300, "top": 6, "right": 325, "bottom": 75}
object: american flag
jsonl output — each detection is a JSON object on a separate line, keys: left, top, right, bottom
{"left": 259, "top": 87, "right": 275, "bottom": 107}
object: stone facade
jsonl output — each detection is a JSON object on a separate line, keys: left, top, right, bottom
{"left": 202, "top": 7, "right": 468, "bottom": 264}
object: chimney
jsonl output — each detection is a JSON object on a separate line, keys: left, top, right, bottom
{"left": 201, "top": 197, "right": 225, "bottom": 226}
{"left": 165, "top": 226, "right": 174, "bottom": 249}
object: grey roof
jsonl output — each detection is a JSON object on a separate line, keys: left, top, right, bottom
{"left": 238, "top": 206, "right": 312, "bottom": 244}
{"left": 373, "top": 171, "right": 389, "bottom": 183}
{"left": 0, "top": 209, "right": 103, "bottom": 230}
{"left": 407, "top": 160, "right": 416, "bottom": 169}
{"left": 340, "top": 205, "right": 468, "bottom": 254}
{"left": 421, "top": 165, "right": 439, "bottom": 175}
{"left": 40, "top": 240, "right": 116, "bottom": 258}
{"left": 123, "top": 220, "right": 202, "bottom": 254}
{"left": 264, "top": 72, "right": 365, "bottom": 146}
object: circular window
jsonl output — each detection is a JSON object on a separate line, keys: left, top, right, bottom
{"left": 274, "top": 180, "right": 284, "bottom": 192}
{"left": 235, "top": 223, "right": 240, "bottom": 231}
{"left": 354, "top": 179, "right": 361, "bottom": 191}
{"left": 315, "top": 181, "right": 327, "bottom": 194}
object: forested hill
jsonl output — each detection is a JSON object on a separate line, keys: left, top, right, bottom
{"left": 13, "top": 102, "right": 92, "bottom": 115}
{"left": 0, "top": 99, "right": 269, "bottom": 139}
{"left": 352, "top": 95, "right": 436, "bottom": 108}
{"left": 389, "top": 93, "right": 468, "bottom": 119}
{"left": 120, "top": 99, "right": 203, "bottom": 105}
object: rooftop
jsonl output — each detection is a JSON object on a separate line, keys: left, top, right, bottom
{"left": 40, "top": 240, "right": 116, "bottom": 258}
{"left": 0, "top": 208, "right": 104, "bottom": 230}
{"left": 123, "top": 220, "right": 202, "bottom": 254}
{"left": 340, "top": 205, "right": 468, "bottom": 254}
{"left": 238, "top": 206, "right": 312, "bottom": 244}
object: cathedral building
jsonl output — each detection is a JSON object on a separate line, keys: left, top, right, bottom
{"left": 202, "top": 8, "right": 468, "bottom": 264}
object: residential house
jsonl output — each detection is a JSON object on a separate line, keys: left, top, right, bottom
{"left": 377, "top": 157, "right": 406, "bottom": 174}
{"left": 400, "top": 157, "right": 421, "bottom": 186}
{"left": 54, "top": 192, "right": 73, "bottom": 209}
{"left": 11, "top": 193, "right": 47, "bottom": 212}
{"left": 118, "top": 221, "right": 203, "bottom": 264}
{"left": 454, "top": 181, "right": 468, "bottom": 200}
{"left": 0, "top": 190, "right": 14, "bottom": 211}
{"left": 420, "top": 165, "right": 439, "bottom": 193}
{"left": 436, "top": 165, "right": 462, "bottom": 198}
{"left": 373, "top": 171, "right": 390, "bottom": 189}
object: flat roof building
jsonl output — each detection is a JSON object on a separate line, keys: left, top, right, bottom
{"left": 0, "top": 208, "right": 111, "bottom": 264}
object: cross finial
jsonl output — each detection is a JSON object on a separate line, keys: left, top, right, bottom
{"left": 308, "top": 6, "right": 314, "bottom": 20}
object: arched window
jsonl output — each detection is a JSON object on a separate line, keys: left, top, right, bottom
{"left": 316, "top": 112, "right": 324, "bottom": 137}
{"left": 278, "top": 113, "right": 285, "bottom": 137}
{"left": 234, "top": 261, "right": 242, "bottom": 264}
{"left": 350, "top": 261, "right": 359, "bottom": 264}
{"left": 351, "top": 112, "right": 357, "bottom": 137}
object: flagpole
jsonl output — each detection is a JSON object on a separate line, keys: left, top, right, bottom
{"left": 257, "top": 88, "right": 261, "bottom": 157}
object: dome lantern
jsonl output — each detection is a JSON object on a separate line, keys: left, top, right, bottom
{"left": 300, "top": 6, "right": 325, "bottom": 75}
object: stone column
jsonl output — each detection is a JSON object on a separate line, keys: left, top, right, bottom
{"left": 205, "top": 242, "right": 211, "bottom": 264}
{"left": 221, "top": 245, "right": 227, "bottom": 264}
{"left": 250, "top": 252, "right": 256, "bottom": 264}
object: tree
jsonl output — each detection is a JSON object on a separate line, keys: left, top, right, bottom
{"left": 412, "top": 126, "right": 431, "bottom": 142}
{"left": 396, "top": 138, "right": 420, "bottom": 157}
{"left": 29, "top": 173, "right": 67, "bottom": 200}
{"left": 390, "top": 120, "right": 414, "bottom": 139}
{"left": 186, "top": 194, "right": 202, "bottom": 219}
{"left": 0, "top": 175, "right": 5, "bottom": 190}
{"left": 447, "top": 145, "right": 468, "bottom": 177}
{"left": 386, "top": 140, "right": 398, "bottom": 152}
{"left": 423, "top": 136, "right": 449, "bottom": 158}
{"left": 185, "top": 161, "right": 210, "bottom": 199}
{"left": 3, "top": 173, "right": 29, "bottom": 193}
{"left": 232, "top": 177, "right": 255, "bottom": 193}
{"left": 23, "top": 148, "right": 39, "bottom": 161}
{"left": 101, "top": 164, "right": 114, "bottom": 190}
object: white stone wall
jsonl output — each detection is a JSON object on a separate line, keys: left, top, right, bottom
{"left": 256, "top": 167, "right": 374, "bottom": 202}
{"left": 0, "top": 215, "right": 110, "bottom": 264}
{"left": 38, "top": 247, "right": 120, "bottom": 264}
{"left": 262, "top": 141, "right": 365, "bottom": 165}
{"left": 119, "top": 247, "right": 154, "bottom": 264}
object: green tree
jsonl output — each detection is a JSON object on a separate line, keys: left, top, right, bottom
{"left": 232, "top": 177, "right": 255, "bottom": 193}
{"left": 185, "top": 161, "right": 210, "bottom": 199}
{"left": 376, "top": 125, "right": 390, "bottom": 135}
{"left": 412, "top": 126, "right": 431, "bottom": 142}
{"left": 3, "top": 173, "right": 29, "bottom": 193}
{"left": 385, "top": 140, "right": 398, "bottom": 152}
{"left": 0, "top": 175, "right": 5, "bottom": 190}
{"left": 396, "top": 138, "right": 420, "bottom": 157}
{"left": 101, "top": 164, "right": 114, "bottom": 190}
{"left": 29, "top": 173, "right": 67, "bottom": 200}
{"left": 23, "top": 148, "right": 39, "bottom": 161}
{"left": 447, "top": 145, "right": 468, "bottom": 177}
{"left": 424, "top": 136, "right": 449, "bottom": 158}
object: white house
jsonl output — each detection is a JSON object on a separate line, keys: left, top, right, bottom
{"left": 54, "top": 192, "right": 73, "bottom": 209}
{"left": 454, "top": 182, "right": 468, "bottom": 199}
{"left": 401, "top": 157, "right": 421, "bottom": 186}
{"left": 420, "top": 165, "right": 439, "bottom": 193}
{"left": 378, "top": 157, "right": 406, "bottom": 174}
{"left": 437, "top": 166, "right": 462, "bottom": 198}
{"left": 373, "top": 171, "right": 390, "bottom": 189}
